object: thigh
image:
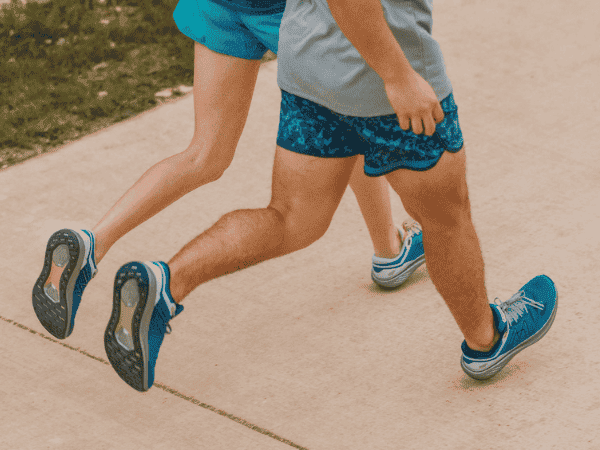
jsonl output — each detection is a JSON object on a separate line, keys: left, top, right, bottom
{"left": 186, "top": 41, "right": 261, "bottom": 168}
{"left": 269, "top": 145, "right": 358, "bottom": 250}
{"left": 385, "top": 146, "right": 469, "bottom": 226}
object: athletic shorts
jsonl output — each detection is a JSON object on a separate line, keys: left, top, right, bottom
{"left": 276, "top": 90, "right": 465, "bottom": 176}
{"left": 173, "top": 0, "right": 282, "bottom": 60}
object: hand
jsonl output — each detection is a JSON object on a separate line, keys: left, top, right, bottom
{"left": 383, "top": 70, "right": 445, "bottom": 136}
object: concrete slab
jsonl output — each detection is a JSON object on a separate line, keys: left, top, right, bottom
{"left": 1, "top": 0, "right": 599, "bottom": 448}
{"left": 0, "top": 318, "right": 302, "bottom": 450}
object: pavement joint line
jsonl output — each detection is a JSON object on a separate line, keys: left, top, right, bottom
{"left": 1, "top": 314, "right": 309, "bottom": 450}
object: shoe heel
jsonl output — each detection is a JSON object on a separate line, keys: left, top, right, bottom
{"left": 105, "top": 263, "right": 154, "bottom": 392}
{"left": 32, "top": 229, "right": 85, "bottom": 339}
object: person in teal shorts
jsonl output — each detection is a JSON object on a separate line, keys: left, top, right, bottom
{"left": 32, "top": 0, "right": 426, "bottom": 392}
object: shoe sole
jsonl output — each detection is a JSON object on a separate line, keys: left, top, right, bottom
{"left": 371, "top": 254, "right": 426, "bottom": 289}
{"left": 461, "top": 291, "right": 559, "bottom": 380}
{"left": 104, "top": 262, "right": 157, "bottom": 392}
{"left": 32, "top": 229, "right": 88, "bottom": 339}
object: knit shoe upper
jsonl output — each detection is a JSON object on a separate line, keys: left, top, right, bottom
{"left": 461, "top": 275, "right": 558, "bottom": 380}
{"left": 371, "top": 220, "right": 426, "bottom": 288}
{"left": 146, "top": 261, "right": 184, "bottom": 388}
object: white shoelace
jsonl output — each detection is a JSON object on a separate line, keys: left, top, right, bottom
{"left": 494, "top": 290, "right": 544, "bottom": 326}
{"left": 403, "top": 220, "right": 422, "bottom": 236}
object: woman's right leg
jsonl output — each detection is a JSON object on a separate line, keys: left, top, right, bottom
{"left": 93, "top": 42, "right": 262, "bottom": 263}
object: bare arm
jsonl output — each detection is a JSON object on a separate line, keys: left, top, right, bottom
{"left": 326, "top": 0, "right": 413, "bottom": 84}
{"left": 326, "top": 0, "right": 444, "bottom": 136}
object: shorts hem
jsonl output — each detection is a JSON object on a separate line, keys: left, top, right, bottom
{"left": 276, "top": 138, "right": 360, "bottom": 159}
{"left": 192, "top": 37, "right": 265, "bottom": 60}
{"left": 364, "top": 143, "right": 464, "bottom": 177}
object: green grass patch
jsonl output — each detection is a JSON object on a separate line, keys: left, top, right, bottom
{"left": 0, "top": 0, "right": 276, "bottom": 170}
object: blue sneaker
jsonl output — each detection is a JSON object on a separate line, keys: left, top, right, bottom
{"left": 32, "top": 229, "right": 98, "bottom": 339}
{"left": 461, "top": 275, "right": 558, "bottom": 380}
{"left": 105, "top": 261, "right": 183, "bottom": 392}
{"left": 371, "top": 220, "right": 426, "bottom": 288}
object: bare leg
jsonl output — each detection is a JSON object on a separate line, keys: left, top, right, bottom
{"left": 347, "top": 155, "right": 401, "bottom": 258}
{"left": 385, "top": 147, "right": 499, "bottom": 352}
{"left": 168, "top": 147, "right": 358, "bottom": 303}
{"left": 92, "top": 43, "right": 262, "bottom": 263}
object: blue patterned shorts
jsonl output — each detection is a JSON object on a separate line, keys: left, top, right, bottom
{"left": 276, "top": 90, "right": 464, "bottom": 176}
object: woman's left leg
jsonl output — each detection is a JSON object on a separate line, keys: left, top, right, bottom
{"left": 347, "top": 155, "right": 401, "bottom": 258}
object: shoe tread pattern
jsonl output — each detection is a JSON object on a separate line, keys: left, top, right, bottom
{"left": 104, "top": 264, "right": 150, "bottom": 392}
{"left": 32, "top": 229, "right": 81, "bottom": 339}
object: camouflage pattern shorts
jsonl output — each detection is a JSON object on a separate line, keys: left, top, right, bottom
{"left": 276, "top": 90, "right": 464, "bottom": 177}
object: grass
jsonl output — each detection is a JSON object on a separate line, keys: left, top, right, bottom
{"left": 0, "top": 0, "right": 277, "bottom": 170}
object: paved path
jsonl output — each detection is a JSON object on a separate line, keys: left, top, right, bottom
{"left": 1, "top": 0, "right": 599, "bottom": 448}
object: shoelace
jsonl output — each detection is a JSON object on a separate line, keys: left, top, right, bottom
{"left": 494, "top": 290, "right": 544, "bottom": 326}
{"left": 403, "top": 220, "right": 422, "bottom": 236}
{"left": 165, "top": 303, "right": 177, "bottom": 334}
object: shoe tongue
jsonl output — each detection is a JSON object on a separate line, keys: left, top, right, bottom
{"left": 490, "top": 304, "right": 507, "bottom": 333}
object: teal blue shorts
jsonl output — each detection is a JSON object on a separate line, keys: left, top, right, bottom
{"left": 173, "top": 0, "right": 283, "bottom": 60}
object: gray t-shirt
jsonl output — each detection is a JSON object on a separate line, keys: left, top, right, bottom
{"left": 277, "top": 0, "right": 453, "bottom": 117}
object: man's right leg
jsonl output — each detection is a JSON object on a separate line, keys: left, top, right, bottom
{"left": 104, "top": 147, "right": 357, "bottom": 391}
{"left": 167, "top": 147, "right": 359, "bottom": 302}
{"left": 93, "top": 42, "right": 262, "bottom": 263}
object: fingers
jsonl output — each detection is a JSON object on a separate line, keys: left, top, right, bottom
{"left": 407, "top": 115, "right": 437, "bottom": 136}
{"left": 398, "top": 115, "right": 411, "bottom": 131}
{"left": 412, "top": 102, "right": 444, "bottom": 136}
{"left": 433, "top": 103, "right": 445, "bottom": 124}
{"left": 398, "top": 103, "right": 445, "bottom": 136}
{"left": 422, "top": 115, "right": 436, "bottom": 136}
{"left": 409, "top": 116, "right": 424, "bottom": 135}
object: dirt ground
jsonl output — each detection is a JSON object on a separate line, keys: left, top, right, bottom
{"left": 1, "top": 0, "right": 599, "bottom": 448}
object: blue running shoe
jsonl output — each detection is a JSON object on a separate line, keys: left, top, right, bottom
{"left": 105, "top": 261, "right": 183, "bottom": 392}
{"left": 32, "top": 228, "right": 98, "bottom": 339}
{"left": 461, "top": 275, "right": 558, "bottom": 380}
{"left": 371, "top": 220, "right": 426, "bottom": 288}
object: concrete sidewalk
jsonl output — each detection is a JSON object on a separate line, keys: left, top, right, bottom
{"left": 1, "top": 0, "right": 599, "bottom": 448}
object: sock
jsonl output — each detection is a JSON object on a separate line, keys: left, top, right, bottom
{"left": 462, "top": 305, "right": 505, "bottom": 358}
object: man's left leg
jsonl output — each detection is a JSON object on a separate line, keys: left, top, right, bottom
{"left": 104, "top": 146, "right": 358, "bottom": 391}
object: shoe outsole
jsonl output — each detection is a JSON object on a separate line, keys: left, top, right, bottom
{"left": 371, "top": 254, "right": 426, "bottom": 289}
{"left": 32, "top": 229, "right": 86, "bottom": 339}
{"left": 461, "top": 288, "right": 559, "bottom": 381}
{"left": 105, "top": 262, "right": 157, "bottom": 392}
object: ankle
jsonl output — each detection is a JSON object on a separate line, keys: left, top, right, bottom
{"left": 467, "top": 327, "right": 501, "bottom": 353}
{"left": 374, "top": 230, "right": 402, "bottom": 259}
{"left": 91, "top": 229, "right": 111, "bottom": 265}
{"left": 94, "top": 240, "right": 109, "bottom": 265}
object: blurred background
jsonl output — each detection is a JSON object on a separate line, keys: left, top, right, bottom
{"left": 0, "top": 0, "right": 276, "bottom": 170}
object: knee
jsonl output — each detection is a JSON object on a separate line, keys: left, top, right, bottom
{"left": 406, "top": 179, "right": 471, "bottom": 228}
{"left": 182, "top": 142, "right": 234, "bottom": 184}
{"left": 269, "top": 201, "right": 332, "bottom": 253}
